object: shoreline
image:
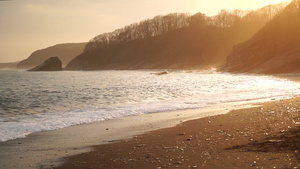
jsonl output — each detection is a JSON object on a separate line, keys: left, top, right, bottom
{"left": 57, "top": 97, "right": 300, "bottom": 169}
{"left": 0, "top": 98, "right": 275, "bottom": 169}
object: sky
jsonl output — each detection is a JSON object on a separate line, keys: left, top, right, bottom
{"left": 0, "top": 0, "right": 292, "bottom": 62}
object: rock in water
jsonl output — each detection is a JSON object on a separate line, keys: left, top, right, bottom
{"left": 29, "top": 57, "right": 62, "bottom": 71}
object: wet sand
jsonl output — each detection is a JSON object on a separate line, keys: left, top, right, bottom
{"left": 0, "top": 100, "right": 264, "bottom": 169}
{"left": 56, "top": 97, "right": 300, "bottom": 169}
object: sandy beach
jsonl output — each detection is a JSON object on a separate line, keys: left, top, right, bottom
{"left": 55, "top": 97, "right": 300, "bottom": 169}
{"left": 0, "top": 98, "right": 263, "bottom": 169}
{"left": 2, "top": 0, "right": 300, "bottom": 168}
{"left": 0, "top": 98, "right": 277, "bottom": 169}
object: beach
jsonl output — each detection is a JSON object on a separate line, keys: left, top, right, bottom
{"left": 2, "top": 0, "right": 300, "bottom": 168}
{"left": 55, "top": 97, "right": 300, "bottom": 169}
{"left": 0, "top": 98, "right": 275, "bottom": 169}
{"left": 1, "top": 71, "right": 299, "bottom": 169}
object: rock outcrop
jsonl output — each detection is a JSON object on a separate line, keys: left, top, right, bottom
{"left": 29, "top": 57, "right": 62, "bottom": 71}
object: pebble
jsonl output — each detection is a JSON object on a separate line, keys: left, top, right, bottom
{"left": 174, "top": 161, "right": 182, "bottom": 165}
{"left": 128, "top": 159, "right": 136, "bottom": 162}
{"left": 268, "top": 139, "right": 281, "bottom": 143}
{"left": 146, "top": 153, "right": 152, "bottom": 158}
{"left": 136, "top": 144, "right": 147, "bottom": 147}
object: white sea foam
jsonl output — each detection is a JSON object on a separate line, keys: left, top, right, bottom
{"left": 0, "top": 70, "right": 299, "bottom": 141}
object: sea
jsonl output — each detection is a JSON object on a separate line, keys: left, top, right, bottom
{"left": 0, "top": 69, "right": 299, "bottom": 142}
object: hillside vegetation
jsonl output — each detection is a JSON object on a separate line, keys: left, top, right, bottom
{"left": 224, "top": 0, "right": 300, "bottom": 74}
{"left": 66, "top": 3, "right": 286, "bottom": 70}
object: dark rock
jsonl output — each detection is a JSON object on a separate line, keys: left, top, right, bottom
{"left": 29, "top": 57, "right": 62, "bottom": 71}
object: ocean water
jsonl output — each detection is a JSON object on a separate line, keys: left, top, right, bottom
{"left": 0, "top": 69, "right": 299, "bottom": 142}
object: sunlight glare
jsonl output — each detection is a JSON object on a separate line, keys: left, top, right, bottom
{"left": 197, "top": 0, "right": 292, "bottom": 16}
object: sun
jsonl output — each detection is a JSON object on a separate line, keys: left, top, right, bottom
{"left": 250, "top": 0, "right": 293, "bottom": 8}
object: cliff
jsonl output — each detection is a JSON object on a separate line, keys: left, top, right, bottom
{"left": 66, "top": 3, "right": 286, "bottom": 70}
{"left": 224, "top": 0, "right": 300, "bottom": 74}
{"left": 17, "top": 43, "right": 86, "bottom": 69}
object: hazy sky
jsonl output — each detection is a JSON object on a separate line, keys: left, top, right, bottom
{"left": 0, "top": 0, "right": 292, "bottom": 62}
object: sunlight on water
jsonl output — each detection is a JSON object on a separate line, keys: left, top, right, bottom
{"left": 0, "top": 70, "right": 299, "bottom": 141}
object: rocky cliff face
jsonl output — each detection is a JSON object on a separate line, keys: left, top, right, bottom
{"left": 17, "top": 43, "right": 86, "bottom": 69}
{"left": 29, "top": 57, "right": 62, "bottom": 71}
{"left": 224, "top": 0, "right": 300, "bottom": 74}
